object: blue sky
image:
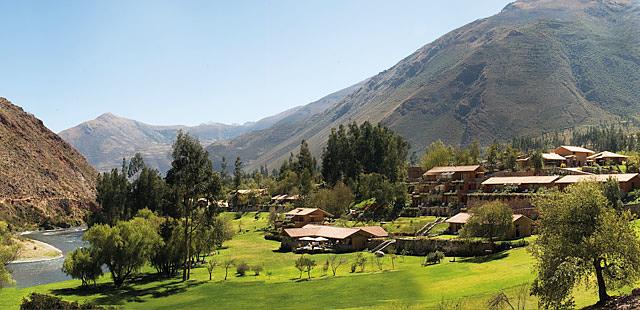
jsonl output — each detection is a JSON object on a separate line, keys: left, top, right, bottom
{"left": 0, "top": 0, "right": 511, "bottom": 132}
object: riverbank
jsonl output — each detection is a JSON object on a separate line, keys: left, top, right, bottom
{"left": 10, "top": 237, "right": 63, "bottom": 264}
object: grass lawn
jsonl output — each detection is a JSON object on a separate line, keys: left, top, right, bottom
{"left": 0, "top": 213, "right": 631, "bottom": 309}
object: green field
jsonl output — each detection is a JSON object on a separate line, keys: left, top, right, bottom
{"left": 0, "top": 213, "right": 631, "bottom": 309}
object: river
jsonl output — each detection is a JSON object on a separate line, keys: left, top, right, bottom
{"left": 7, "top": 227, "right": 85, "bottom": 288}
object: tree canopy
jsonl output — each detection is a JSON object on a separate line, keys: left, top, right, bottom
{"left": 531, "top": 181, "right": 640, "bottom": 307}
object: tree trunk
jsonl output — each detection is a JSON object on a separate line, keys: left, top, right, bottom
{"left": 182, "top": 201, "right": 190, "bottom": 281}
{"left": 593, "top": 258, "right": 609, "bottom": 303}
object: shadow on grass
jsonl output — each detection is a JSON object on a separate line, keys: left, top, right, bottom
{"left": 456, "top": 252, "right": 509, "bottom": 264}
{"left": 51, "top": 273, "right": 206, "bottom": 306}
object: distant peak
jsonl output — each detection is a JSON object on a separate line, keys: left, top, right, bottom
{"left": 96, "top": 112, "right": 120, "bottom": 120}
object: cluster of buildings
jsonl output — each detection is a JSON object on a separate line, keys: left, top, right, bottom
{"left": 279, "top": 208, "right": 388, "bottom": 253}
{"left": 409, "top": 146, "right": 638, "bottom": 218}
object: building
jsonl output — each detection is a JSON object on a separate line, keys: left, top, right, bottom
{"left": 445, "top": 212, "right": 533, "bottom": 239}
{"left": 552, "top": 146, "right": 595, "bottom": 167}
{"left": 423, "top": 165, "right": 485, "bottom": 183}
{"left": 407, "top": 166, "right": 426, "bottom": 183}
{"left": 481, "top": 176, "right": 560, "bottom": 192}
{"left": 555, "top": 173, "right": 640, "bottom": 192}
{"left": 281, "top": 224, "right": 388, "bottom": 252}
{"left": 587, "top": 151, "right": 629, "bottom": 165}
{"left": 413, "top": 165, "right": 485, "bottom": 207}
{"left": 284, "top": 208, "right": 333, "bottom": 228}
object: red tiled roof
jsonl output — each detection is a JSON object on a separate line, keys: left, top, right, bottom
{"left": 482, "top": 176, "right": 559, "bottom": 186}
{"left": 554, "top": 145, "right": 595, "bottom": 154}
{"left": 284, "top": 208, "right": 333, "bottom": 217}
{"left": 555, "top": 173, "right": 639, "bottom": 184}
{"left": 283, "top": 224, "right": 388, "bottom": 240}
{"left": 424, "top": 165, "right": 482, "bottom": 176}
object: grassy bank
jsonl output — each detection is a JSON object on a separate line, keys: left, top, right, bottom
{"left": 0, "top": 213, "right": 629, "bottom": 309}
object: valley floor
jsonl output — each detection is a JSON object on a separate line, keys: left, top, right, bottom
{"left": 0, "top": 213, "right": 630, "bottom": 309}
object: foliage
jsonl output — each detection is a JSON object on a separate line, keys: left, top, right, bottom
{"left": 306, "top": 182, "right": 353, "bottom": 217}
{"left": 531, "top": 182, "right": 640, "bottom": 307}
{"left": 62, "top": 247, "right": 103, "bottom": 287}
{"left": 356, "top": 173, "right": 407, "bottom": 220}
{"left": 294, "top": 255, "right": 316, "bottom": 279}
{"left": 423, "top": 251, "right": 445, "bottom": 266}
{"left": 328, "top": 255, "right": 348, "bottom": 276}
{"left": 0, "top": 221, "right": 18, "bottom": 288}
{"left": 235, "top": 261, "right": 250, "bottom": 276}
{"left": 251, "top": 264, "right": 264, "bottom": 276}
{"left": 420, "top": 140, "right": 454, "bottom": 170}
{"left": 205, "top": 259, "right": 218, "bottom": 281}
{"left": 166, "top": 131, "right": 221, "bottom": 281}
{"left": 223, "top": 259, "right": 235, "bottom": 280}
{"left": 20, "top": 293, "right": 107, "bottom": 310}
{"left": 602, "top": 176, "right": 623, "bottom": 210}
{"left": 530, "top": 150, "right": 544, "bottom": 172}
{"left": 321, "top": 122, "right": 408, "bottom": 186}
{"left": 460, "top": 202, "right": 514, "bottom": 242}
{"left": 150, "top": 218, "right": 184, "bottom": 277}
{"left": 354, "top": 253, "right": 367, "bottom": 272}
{"left": 83, "top": 217, "right": 162, "bottom": 287}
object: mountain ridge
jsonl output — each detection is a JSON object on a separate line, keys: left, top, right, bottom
{"left": 0, "top": 98, "right": 97, "bottom": 227}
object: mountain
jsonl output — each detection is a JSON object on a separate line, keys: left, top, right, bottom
{"left": 209, "top": 0, "right": 640, "bottom": 171}
{"left": 59, "top": 105, "right": 302, "bottom": 173}
{"left": 0, "top": 98, "right": 97, "bottom": 228}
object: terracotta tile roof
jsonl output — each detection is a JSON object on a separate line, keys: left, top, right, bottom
{"left": 555, "top": 145, "right": 595, "bottom": 154}
{"left": 446, "top": 212, "right": 531, "bottom": 224}
{"left": 283, "top": 224, "right": 388, "bottom": 239}
{"left": 542, "top": 153, "right": 566, "bottom": 161}
{"left": 555, "top": 173, "right": 639, "bottom": 184}
{"left": 359, "top": 226, "right": 389, "bottom": 238}
{"left": 445, "top": 212, "right": 471, "bottom": 224}
{"left": 424, "top": 165, "right": 482, "bottom": 176}
{"left": 284, "top": 208, "right": 333, "bottom": 217}
{"left": 587, "top": 151, "right": 629, "bottom": 160}
{"left": 482, "top": 176, "right": 560, "bottom": 186}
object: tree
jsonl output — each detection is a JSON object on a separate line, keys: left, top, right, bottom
{"left": 602, "top": 176, "right": 623, "bottom": 210}
{"left": 150, "top": 218, "right": 184, "bottom": 277}
{"left": 166, "top": 131, "right": 219, "bottom": 281}
{"left": 0, "top": 221, "right": 18, "bottom": 288}
{"left": 206, "top": 259, "right": 218, "bottom": 281}
{"left": 62, "top": 247, "right": 103, "bottom": 287}
{"left": 83, "top": 217, "right": 162, "bottom": 287}
{"left": 306, "top": 182, "right": 354, "bottom": 217}
{"left": 460, "top": 202, "right": 514, "bottom": 244}
{"left": 223, "top": 259, "right": 235, "bottom": 280}
{"left": 294, "top": 255, "right": 307, "bottom": 279}
{"left": 328, "top": 255, "right": 347, "bottom": 276}
{"left": 232, "top": 157, "right": 243, "bottom": 208}
{"left": 93, "top": 166, "right": 129, "bottom": 226}
{"left": 530, "top": 150, "right": 544, "bottom": 173}
{"left": 485, "top": 143, "right": 501, "bottom": 171}
{"left": 469, "top": 140, "right": 481, "bottom": 164}
{"left": 531, "top": 182, "right": 640, "bottom": 307}
{"left": 420, "top": 140, "right": 453, "bottom": 171}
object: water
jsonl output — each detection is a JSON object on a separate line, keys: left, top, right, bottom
{"left": 7, "top": 227, "right": 86, "bottom": 288}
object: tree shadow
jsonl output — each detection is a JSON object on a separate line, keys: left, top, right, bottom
{"left": 456, "top": 252, "right": 509, "bottom": 264}
{"left": 51, "top": 274, "right": 206, "bottom": 306}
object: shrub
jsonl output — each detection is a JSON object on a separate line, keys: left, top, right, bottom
{"left": 350, "top": 262, "right": 357, "bottom": 273}
{"left": 236, "top": 262, "right": 250, "bottom": 276}
{"left": 234, "top": 212, "right": 243, "bottom": 220}
{"left": 20, "top": 293, "right": 107, "bottom": 310}
{"left": 251, "top": 264, "right": 263, "bottom": 276}
{"left": 62, "top": 247, "right": 103, "bottom": 287}
{"left": 423, "top": 251, "right": 445, "bottom": 266}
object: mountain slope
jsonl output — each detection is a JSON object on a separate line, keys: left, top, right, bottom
{"left": 210, "top": 0, "right": 639, "bottom": 171}
{"left": 59, "top": 105, "right": 302, "bottom": 173}
{"left": 0, "top": 98, "right": 97, "bottom": 227}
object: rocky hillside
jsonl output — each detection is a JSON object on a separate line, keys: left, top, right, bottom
{"left": 0, "top": 98, "right": 97, "bottom": 228}
{"left": 59, "top": 106, "right": 301, "bottom": 173}
{"left": 209, "top": 0, "right": 640, "bottom": 171}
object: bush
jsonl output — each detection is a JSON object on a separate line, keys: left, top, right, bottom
{"left": 62, "top": 248, "right": 102, "bottom": 287}
{"left": 350, "top": 263, "right": 357, "bottom": 273}
{"left": 236, "top": 262, "right": 250, "bottom": 276}
{"left": 20, "top": 293, "right": 107, "bottom": 310}
{"left": 423, "top": 251, "right": 445, "bottom": 266}
{"left": 234, "top": 212, "right": 243, "bottom": 220}
{"left": 251, "top": 265, "right": 263, "bottom": 276}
